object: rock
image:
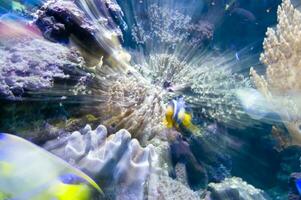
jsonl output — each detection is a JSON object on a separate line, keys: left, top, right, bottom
{"left": 35, "top": 0, "right": 126, "bottom": 65}
{"left": 154, "top": 174, "right": 200, "bottom": 200}
{"left": 0, "top": 19, "right": 84, "bottom": 99}
{"left": 207, "top": 177, "right": 268, "bottom": 200}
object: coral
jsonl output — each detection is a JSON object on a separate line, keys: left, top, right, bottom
{"left": 206, "top": 177, "right": 268, "bottom": 200}
{"left": 145, "top": 53, "right": 251, "bottom": 125}
{"left": 131, "top": 4, "right": 213, "bottom": 48}
{"left": 169, "top": 127, "right": 233, "bottom": 190}
{"left": 32, "top": 0, "right": 252, "bottom": 145}
{"left": 43, "top": 124, "right": 208, "bottom": 200}
{"left": 87, "top": 51, "right": 252, "bottom": 144}
{"left": 89, "top": 63, "right": 165, "bottom": 143}
{"left": 0, "top": 20, "right": 84, "bottom": 99}
{"left": 5, "top": 0, "right": 252, "bottom": 147}
{"left": 44, "top": 124, "right": 158, "bottom": 200}
{"left": 250, "top": 0, "right": 301, "bottom": 145}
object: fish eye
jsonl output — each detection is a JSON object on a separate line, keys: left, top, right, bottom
{"left": 59, "top": 173, "right": 86, "bottom": 185}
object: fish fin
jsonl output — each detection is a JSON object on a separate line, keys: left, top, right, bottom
{"left": 49, "top": 182, "right": 91, "bottom": 200}
{"left": 163, "top": 118, "right": 173, "bottom": 128}
{"left": 67, "top": 169, "right": 103, "bottom": 195}
{"left": 0, "top": 134, "right": 104, "bottom": 196}
{"left": 182, "top": 113, "right": 192, "bottom": 127}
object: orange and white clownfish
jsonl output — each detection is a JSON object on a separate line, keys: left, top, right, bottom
{"left": 163, "top": 97, "right": 199, "bottom": 135}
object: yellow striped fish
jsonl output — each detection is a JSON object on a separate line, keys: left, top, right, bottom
{"left": 0, "top": 133, "right": 104, "bottom": 200}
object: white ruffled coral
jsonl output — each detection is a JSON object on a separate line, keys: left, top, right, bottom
{"left": 43, "top": 124, "right": 202, "bottom": 200}
{"left": 250, "top": 0, "right": 301, "bottom": 145}
{"left": 44, "top": 124, "right": 158, "bottom": 200}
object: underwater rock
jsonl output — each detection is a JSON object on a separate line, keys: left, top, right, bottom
{"left": 174, "top": 163, "right": 190, "bottom": 187}
{"left": 165, "top": 127, "right": 231, "bottom": 190}
{"left": 147, "top": 136, "right": 171, "bottom": 173}
{"left": 44, "top": 124, "right": 157, "bottom": 200}
{"left": 35, "top": 0, "right": 126, "bottom": 66}
{"left": 35, "top": 0, "right": 93, "bottom": 42}
{"left": 139, "top": 140, "right": 199, "bottom": 200}
{"left": 206, "top": 177, "right": 268, "bottom": 200}
{"left": 0, "top": 24, "right": 84, "bottom": 99}
{"left": 170, "top": 134, "right": 209, "bottom": 190}
{"left": 153, "top": 174, "right": 200, "bottom": 200}
{"left": 35, "top": 0, "right": 124, "bottom": 40}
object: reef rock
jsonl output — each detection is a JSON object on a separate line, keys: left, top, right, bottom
{"left": 44, "top": 124, "right": 157, "bottom": 200}
{"left": 152, "top": 174, "right": 200, "bottom": 200}
{"left": 35, "top": 0, "right": 95, "bottom": 43}
{"left": 0, "top": 20, "right": 84, "bottom": 99}
{"left": 206, "top": 177, "right": 268, "bottom": 200}
{"left": 35, "top": 0, "right": 127, "bottom": 66}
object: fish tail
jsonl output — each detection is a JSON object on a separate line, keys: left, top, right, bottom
{"left": 186, "top": 122, "right": 204, "bottom": 137}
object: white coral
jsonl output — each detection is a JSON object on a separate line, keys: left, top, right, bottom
{"left": 44, "top": 124, "right": 157, "bottom": 200}
{"left": 250, "top": 0, "right": 301, "bottom": 145}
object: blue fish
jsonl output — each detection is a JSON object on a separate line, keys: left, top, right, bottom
{"left": 296, "top": 178, "right": 301, "bottom": 195}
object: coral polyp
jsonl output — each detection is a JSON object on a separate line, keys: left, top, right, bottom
{"left": 87, "top": 49, "right": 253, "bottom": 143}
{"left": 93, "top": 65, "right": 166, "bottom": 142}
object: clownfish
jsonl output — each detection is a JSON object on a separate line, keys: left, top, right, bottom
{"left": 163, "top": 97, "right": 199, "bottom": 134}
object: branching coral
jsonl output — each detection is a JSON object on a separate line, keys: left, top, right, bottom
{"left": 250, "top": 0, "right": 301, "bottom": 145}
